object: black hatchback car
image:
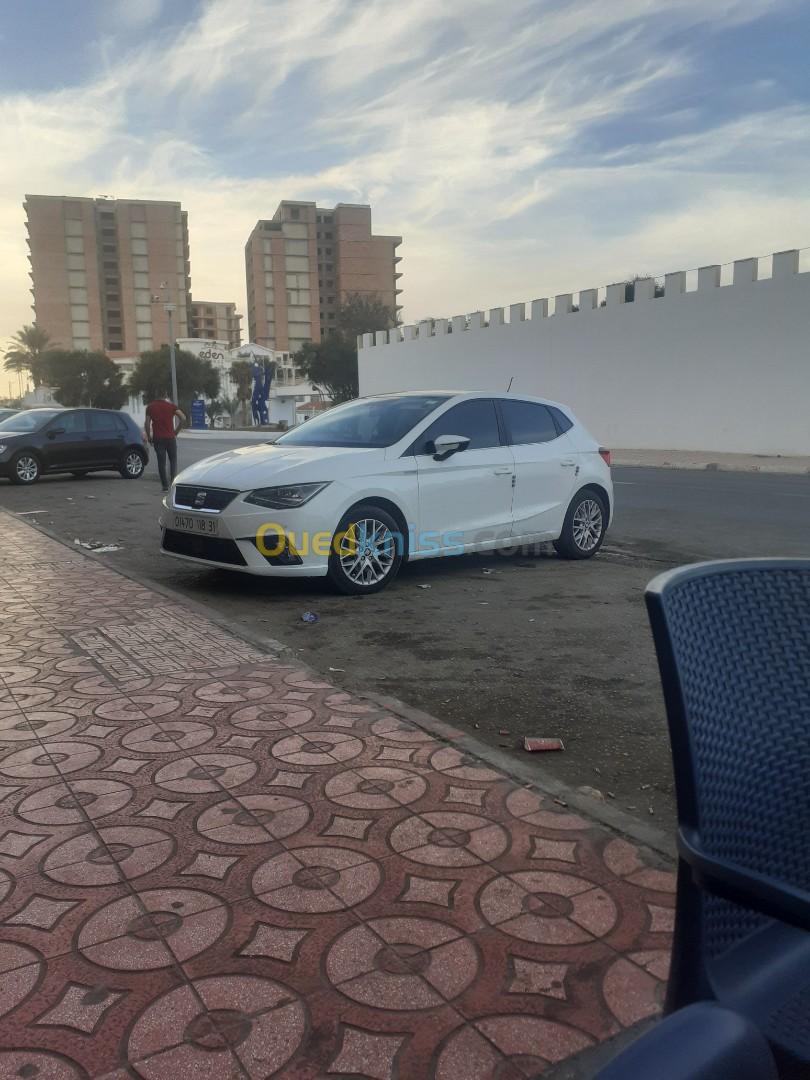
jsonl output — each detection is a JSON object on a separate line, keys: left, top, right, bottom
{"left": 0, "top": 408, "right": 148, "bottom": 485}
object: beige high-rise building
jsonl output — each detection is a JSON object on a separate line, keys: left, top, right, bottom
{"left": 245, "top": 201, "right": 401, "bottom": 351}
{"left": 24, "top": 195, "right": 191, "bottom": 358}
{"left": 189, "top": 300, "right": 242, "bottom": 347}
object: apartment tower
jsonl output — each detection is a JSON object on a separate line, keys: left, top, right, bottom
{"left": 24, "top": 195, "right": 191, "bottom": 357}
{"left": 189, "top": 300, "right": 242, "bottom": 347}
{"left": 244, "top": 201, "right": 401, "bottom": 351}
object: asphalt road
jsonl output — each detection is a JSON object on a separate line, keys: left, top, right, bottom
{"left": 1, "top": 435, "right": 807, "bottom": 832}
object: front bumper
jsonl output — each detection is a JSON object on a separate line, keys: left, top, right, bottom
{"left": 159, "top": 494, "right": 334, "bottom": 577}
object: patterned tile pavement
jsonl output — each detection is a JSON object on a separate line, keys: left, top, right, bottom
{"left": 0, "top": 513, "right": 675, "bottom": 1079}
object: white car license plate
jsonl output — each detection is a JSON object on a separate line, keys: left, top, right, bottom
{"left": 173, "top": 513, "right": 220, "bottom": 537}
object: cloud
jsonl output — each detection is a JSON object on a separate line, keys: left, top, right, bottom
{"left": 0, "top": 0, "right": 807, "bottom": 379}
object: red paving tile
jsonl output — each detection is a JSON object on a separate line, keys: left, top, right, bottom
{"left": 0, "top": 514, "right": 675, "bottom": 1077}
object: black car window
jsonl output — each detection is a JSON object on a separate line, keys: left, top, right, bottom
{"left": 88, "top": 411, "right": 122, "bottom": 432}
{"left": 412, "top": 399, "right": 501, "bottom": 454}
{"left": 48, "top": 411, "right": 87, "bottom": 435}
{"left": 500, "top": 400, "right": 559, "bottom": 445}
{"left": 548, "top": 405, "right": 573, "bottom": 434}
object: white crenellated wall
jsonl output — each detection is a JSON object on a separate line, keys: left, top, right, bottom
{"left": 358, "top": 250, "right": 810, "bottom": 456}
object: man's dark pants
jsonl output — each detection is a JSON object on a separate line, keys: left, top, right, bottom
{"left": 153, "top": 437, "right": 178, "bottom": 490}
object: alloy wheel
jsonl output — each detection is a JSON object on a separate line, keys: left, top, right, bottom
{"left": 338, "top": 518, "right": 396, "bottom": 586}
{"left": 15, "top": 456, "right": 38, "bottom": 483}
{"left": 125, "top": 452, "right": 144, "bottom": 476}
{"left": 572, "top": 498, "right": 603, "bottom": 551}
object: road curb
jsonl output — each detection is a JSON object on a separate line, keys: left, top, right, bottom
{"left": 13, "top": 510, "right": 677, "bottom": 863}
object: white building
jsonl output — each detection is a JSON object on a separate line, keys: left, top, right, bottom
{"left": 116, "top": 339, "right": 322, "bottom": 429}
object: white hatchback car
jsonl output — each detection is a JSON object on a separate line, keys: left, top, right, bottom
{"left": 160, "top": 391, "right": 613, "bottom": 594}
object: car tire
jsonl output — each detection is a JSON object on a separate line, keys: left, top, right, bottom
{"left": 9, "top": 451, "right": 41, "bottom": 485}
{"left": 327, "top": 504, "right": 404, "bottom": 595}
{"left": 120, "top": 449, "right": 146, "bottom": 479}
{"left": 553, "top": 488, "right": 608, "bottom": 559}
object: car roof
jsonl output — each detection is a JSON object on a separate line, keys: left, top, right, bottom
{"left": 363, "top": 390, "right": 572, "bottom": 410}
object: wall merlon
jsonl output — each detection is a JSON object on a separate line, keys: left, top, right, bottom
{"left": 489, "top": 307, "right": 504, "bottom": 326}
{"left": 555, "top": 293, "right": 573, "bottom": 315}
{"left": 362, "top": 332, "right": 375, "bottom": 348}
{"left": 664, "top": 271, "right": 686, "bottom": 298}
{"left": 375, "top": 330, "right": 388, "bottom": 346}
{"left": 403, "top": 324, "right": 418, "bottom": 340}
{"left": 530, "top": 299, "right": 548, "bottom": 320}
{"left": 733, "top": 258, "right": 758, "bottom": 285}
{"left": 772, "top": 249, "right": 799, "bottom": 278}
{"left": 389, "top": 326, "right": 402, "bottom": 343}
{"left": 606, "top": 283, "right": 625, "bottom": 306}
{"left": 579, "top": 289, "right": 597, "bottom": 311}
{"left": 510, "top": 303, "right": 526, "bottom": 322}
{"left": 436, "top": 318, "right": 449, "bottom": 335}
{"left": 698, "top": 265, "right": 721, "bottom": 291}
{"left": 634, "top": 277, "right": 655, "bottom": 301}
{"left": 418, "top": 320, "right": 432, "bottom": 339}
{"left": 451, "top": 315, "right": 466, "bottom": 334}
{"left": 469, "top": 311, "right": 485, "bottom": 330}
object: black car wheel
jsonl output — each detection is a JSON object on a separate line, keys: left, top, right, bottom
{"left": 120, "top": 449, "right": 146, "bottom": 479}
{"left": 10, "top": 452, "right": 41, "bottom": 485}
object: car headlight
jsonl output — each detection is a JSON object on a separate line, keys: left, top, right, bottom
{"left": 0, "top": 445, "right": 7, "bottom": 454}
{"left": 244, "top": 482, "right": 330, "bottom": 509}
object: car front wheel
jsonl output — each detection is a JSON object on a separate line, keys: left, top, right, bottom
{"left": 553, "top": 489, "right": 608, "bottom": 559}
{"left": 120, "top": 449, "right": 146, "bottom": 479}
{"left": 10, "top": 452, "right": 41, "bottom": 485}
{"left": 328, "top": 505, "right": 404, "bottom": 594}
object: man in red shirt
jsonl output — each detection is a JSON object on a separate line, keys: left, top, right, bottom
{"left": 144, "top": 398, "right": 186, "bottom": 491}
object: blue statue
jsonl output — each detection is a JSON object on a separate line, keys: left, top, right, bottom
{"left": 250, "top": 357, "right": 274, "bottom": 425}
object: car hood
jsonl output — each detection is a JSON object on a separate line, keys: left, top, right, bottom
{"left": 0, "top": 431, "right": 26, "bottom": 443}
{"left": 173, "top": 442, "right": 386, "bottom": 488}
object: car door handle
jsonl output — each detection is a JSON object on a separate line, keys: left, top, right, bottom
{"left": 560, "top": 459, "right": 576, "bottom": 467}
{"left": 493, "top": 466, "right": 513, "bottom": 475}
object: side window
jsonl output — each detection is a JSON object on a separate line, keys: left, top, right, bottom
{"left": 88, "top": 411, "right": 119, "bottom": 432}
{"left": 413, "top": 399, "right": 501, "bottom": 454}
{"left": 114, "top": 415, "right": 128, "bottom": 433}
{"left": 51, "top": 411, "right": 87, "bottom": 435}
{"left": 548, "top": 406, "right": 573, "bottom": 434}
{"left": 501, "top": 400, "right": 559, "bottom": 445}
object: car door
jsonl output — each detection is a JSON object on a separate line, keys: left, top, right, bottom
{"left": 411, "top": 398, "right": 515, "bottom": 554}
{"left": 40, "top": 410, "right": 90, "bottom": 471}
{"left": 498, "top": 399, "right": 578, "bottom": 540}
{"left": 87, "top": 410, "right": 126, "bottom": 466}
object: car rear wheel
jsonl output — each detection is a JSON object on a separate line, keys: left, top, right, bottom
{"left": 120, "top": 449, "right": 145, "bottom": 479}
{"left": 553, "top": 488, "right": 607, "bottom": 559}
{"left": 327, "top": 505, "right": 403, "bottom": 594}
{"left": 10, "top": 452, "right": 40, "bottom": 485}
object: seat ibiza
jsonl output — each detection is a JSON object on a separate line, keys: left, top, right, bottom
{"left": 160, "top": 392, "right": 613, "bottom": 594}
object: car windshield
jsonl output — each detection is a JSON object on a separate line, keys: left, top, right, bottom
{"left": 0, "top": 409, "right": 59, "bottom": 432}
{"left": 277, "top": 395, "right": 451, "bottom": 448}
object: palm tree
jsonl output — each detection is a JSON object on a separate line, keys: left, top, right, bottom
{"left": 3, "top": 324, "right": 53, "bottom": 388}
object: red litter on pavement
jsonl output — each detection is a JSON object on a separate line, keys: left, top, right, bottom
{"left": 524, "top": 736, "right": 565, "bottom": 752}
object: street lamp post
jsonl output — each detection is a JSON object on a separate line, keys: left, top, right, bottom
{"left": 164, "top": 302, "right": 179, "bottom": 405}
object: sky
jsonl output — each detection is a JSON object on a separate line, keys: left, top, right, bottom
{"left": 1, "top": 0, "right": 809, "bottom": 394}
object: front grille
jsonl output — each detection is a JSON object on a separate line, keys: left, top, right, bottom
{"left": 173, "top": 486, "right": 239, "bottom": 512}
{"left": 161, "top": 529, "right": 247, "bottom": 566}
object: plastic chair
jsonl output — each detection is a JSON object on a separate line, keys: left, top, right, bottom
{"left": 645, "top": 559, "right": 810, "bottom": 1072}
{"left": 596, "top": 1003, "right": 778, "bottom": 1080}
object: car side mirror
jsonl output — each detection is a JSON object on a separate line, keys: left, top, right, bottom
{"left": 48, "top": 428, "right": 65, "bottom": 438}
{"left": 431, "top": 434, "right": 471, "bottom": 461}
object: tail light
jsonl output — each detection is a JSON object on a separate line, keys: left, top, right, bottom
{"left": 598, "top": 447, "right": 611, "bottom": 466}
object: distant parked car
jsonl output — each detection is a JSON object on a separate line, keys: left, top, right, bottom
{"left": 159, "top": 391, "right": 613, "bottom": 594}
{"left": 0, "top": 407, "right": 148, "bottom": 485}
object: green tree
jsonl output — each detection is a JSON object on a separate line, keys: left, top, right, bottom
{"left": 229, "top": 359, "right": 253, "bottom": 425}
{"left": 296, "top": 337, "right": 358, "bottom": 404}
{"left": 205, "top": 398, "right": 224, "bottom": 426}
{"left": 3, "top": 323, "right": 53, "bottom": 388}
{"left": 128, "top": 345, "right": 220, "bottom": 415}
{"left": 220, "top": 396, "right": 239, "bottom": 427}
{"left": 296, "top": 293, "right": 396, "bottom": 404}
{"left": 335, "top": 293, "right": 396, "bottom": 342}
{"left": 43, "top": 349, "right": 127, "bottom": 409}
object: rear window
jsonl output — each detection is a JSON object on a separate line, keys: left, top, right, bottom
{"left": 500, "top": 400, "right": 559, "bottom": 445}
{"left": 548, "top": 406, "right": 573, "bottom": 434}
